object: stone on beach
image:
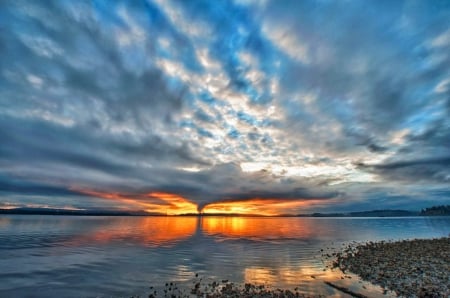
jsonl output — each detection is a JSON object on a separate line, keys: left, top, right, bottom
{"left": 333, "top": 237, "right": 450, "bottom": 297}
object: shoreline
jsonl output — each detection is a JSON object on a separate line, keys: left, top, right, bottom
{"left": 139, "top": 237, "right": 449, "bottom": 297}
{"left": 332, "top": 237, "right": 449, "bottom": 297}
{"left": 142, "top": 237, "right": 449, "bottom": 297}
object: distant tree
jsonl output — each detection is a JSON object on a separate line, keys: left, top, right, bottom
{"left": 420, "top": 205, "right": 450, "bottom": 216}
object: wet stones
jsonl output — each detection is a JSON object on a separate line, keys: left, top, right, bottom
{"left": 333, "top": 237, "right": 450, "bottom": 297}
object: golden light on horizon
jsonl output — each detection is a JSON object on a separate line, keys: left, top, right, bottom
{"left": 72, "top": 189, "right": 198, "bottom": 215}
{"left": 72, "top": 188, "right": 329, "bottom": 216}
{"left": 201, "top": 198, "right": 323, "bottom": 216}
{"left": 146, "top": 192, "right": 198, "bottom": 215}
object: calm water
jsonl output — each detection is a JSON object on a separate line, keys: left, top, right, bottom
{"left": 1, "top": 215, "right": 449, "bottom": 297}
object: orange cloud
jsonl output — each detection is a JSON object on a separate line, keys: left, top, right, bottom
{"left": 72, "top": 189, "right": 330, "bottom": 216}
{"left": 146, "top": 192, "right": 198, "bottom": 215}
{"left": 201, "top": 198, "right": 324, "bottom": 216}
{"left": 73, "top": 189, "right": 198, "bottom": 215}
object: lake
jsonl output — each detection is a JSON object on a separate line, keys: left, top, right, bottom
{"left": 1, "top": 215, "right": 449, "bottom": 297}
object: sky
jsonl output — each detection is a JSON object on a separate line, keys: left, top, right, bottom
{"left": 0, "top": 0, "right": 449, "bottom": 215}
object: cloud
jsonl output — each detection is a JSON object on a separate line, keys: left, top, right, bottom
{"left": 0, "top": 0, "right": 449, "bottom": 212}
{"left": 356, "top": 156, "right": 450, "bottom": 183}
{"left": 0, "top": 174, "right": 79, "bottom": 197}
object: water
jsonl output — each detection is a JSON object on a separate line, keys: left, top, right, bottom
{"left": 0, "top": 215, "right": 449, "bottom": 297}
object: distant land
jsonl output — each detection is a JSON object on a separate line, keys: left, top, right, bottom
{"left": 0, "top": 208, "right": 150, "bottom": 216}
{"left": 0, "top": 205, "right": 449, "bottom": 217}
{"left": 420, "top": 205, "right": 450, "bottom": 216}
{"left": 302, "top": 209, "right": 420, "bottom": 217}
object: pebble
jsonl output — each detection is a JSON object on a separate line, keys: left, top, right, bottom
{"left": 333, "top": 237, "right": 450, "bottom": 297}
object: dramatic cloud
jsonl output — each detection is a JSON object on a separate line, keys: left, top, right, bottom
{"left": 0, "top": 0, "right": 449, "bottom": 213}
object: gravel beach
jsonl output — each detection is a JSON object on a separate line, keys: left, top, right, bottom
{"left": 146, "top": 278, "right": 326, "bottom": 298}
{"left": 333, "top": 237, "right": 450, "bottom": 297}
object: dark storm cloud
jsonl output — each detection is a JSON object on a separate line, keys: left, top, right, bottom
{"left": 356, "top": 156, "right": 450, "bottom": 183}
{"left": 366, "top": 143, "right": 389, "bottom": 153}
{"left": 343, "top": 127, "right": 389, "bottom": 153}
{"left": 355, "top": 119, "right": 450, "bottom": 183}
{"left": 0, "top": 175, "right": 79, "bottom": 197}
{"left": 0, "top": 114, "right": 206, "bottom": 172}
{"left": 369, "top": 157, "right": 450, "bottom": 170}
{"left": 407, "top": 120, "right": 450, "bottom": 149}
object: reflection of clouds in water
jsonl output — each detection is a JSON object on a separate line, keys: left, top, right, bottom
{"left": 245, "top": 266, "right": 318, "bottom": 285}
{"left": 244, "top": 266, "right": 352, "bottom": 297}
{"left": 0, "top": 217, "right": 11, "bottom": 227}
{"left": 171, "top": 265, "right": 195, "bottom": 282}
{"left": 4, "top": 216, "right": 448, "bottom": 248}
{"left": 1, "top": 216, "right": 449, "bottom": 297}
{"left": 201, "top": 217, "right": 326, "bottom": 240}
{"left": 423, "top": 216, "right": 450, "bottom": 236}
{"left": 64, "top": 217, "right": 198, "bottom": 247}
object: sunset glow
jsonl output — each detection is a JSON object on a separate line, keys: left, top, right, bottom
{"left": 72, "top": 189, "right": 331, "bottom": 216}
{"left": 201, "top": 199, "right": 325, "bottom": 216}
{"left": 64, "top": 217, "right": 334, "bottom": 245}
{"left": 138, "top": 216, "right": 197, "bottom": 245}
{"left": 73, "top": 189, "right": 198, "bottom": 215}
{"left": 146, "top": 192, "right": 198, "bottom": 215}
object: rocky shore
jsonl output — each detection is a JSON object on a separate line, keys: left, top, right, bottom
{"left": 333, "top": 237, "right": 450, "bottom": 297}
{"left": 146, "top": 277, "right": 325, "bottom": 298}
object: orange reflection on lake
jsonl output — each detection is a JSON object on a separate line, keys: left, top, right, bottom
{"left": 201, "top": 217, "right": 320, "bottom": 240}
{"left": 243, "top": 266, "right": 358, "bottom": 297}
{"left": 244, "top": 265, "right": 391, "bottom": 298}
{"left": 244, "top": 265, "right": 322, "bottom": 286}
{"left": 244, "top": 266, "right": 341, "bottom": 285}
{"left": 66, "top": 217, "right": 198, "bottom": 247}
{"left": 138, "top": 216, "right": 198, "bottom": 245}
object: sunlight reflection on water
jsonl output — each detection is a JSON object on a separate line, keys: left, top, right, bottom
{"left": 0, "top": 215, "right": 449, "bottom": 297}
